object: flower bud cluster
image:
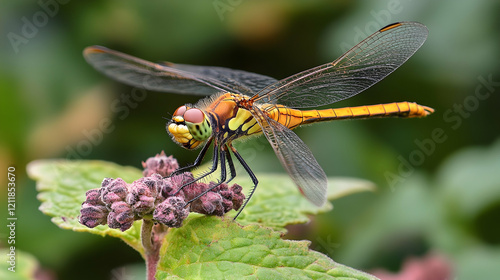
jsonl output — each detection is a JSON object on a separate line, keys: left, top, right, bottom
{"left": 79, "top": 152, "right": 245, "bottom": 231}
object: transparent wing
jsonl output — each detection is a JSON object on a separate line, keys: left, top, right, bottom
{"left": 159, "top": 62, "right": 278, "bottom": 96}
{"left": 84, "top": 46, "right": 276, "bottom": 96}
{"left": 251, "top": 106, "right": 327, "bottom": 206}
{"left": 252, "top": 22, "right": 428, "bottom": 108}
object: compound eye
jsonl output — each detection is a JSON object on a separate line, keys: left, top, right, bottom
{"left": 173, "top": 106, "right": 187, "bottom": 116}
{"left": 184, "top": 108, "right": 205, "bottom": 124}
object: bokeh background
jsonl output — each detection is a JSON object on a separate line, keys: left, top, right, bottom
{"left": 2, "top": 0, "right": 500, "bottom": 279}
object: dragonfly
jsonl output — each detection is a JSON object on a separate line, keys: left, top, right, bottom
{"left": 84, "top": 21, "right": 433, "bottom": 219}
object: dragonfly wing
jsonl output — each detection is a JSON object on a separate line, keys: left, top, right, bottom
{"left": 159, "top": 63, "right": 278, "bottom": 96}
{"left": 252, "top": 22, "right": 428, "bottom": 108}
{"left": 84, "top": 46, "right": 237, "bottom": 95}
{"left": 251, "top": 106, "right": 327, "bottom": 206}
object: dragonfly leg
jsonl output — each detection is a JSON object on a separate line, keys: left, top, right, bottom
{"left": 174, "top": 142, "right": 219, "bottom": 195}
{"left": 229, "top": 144, "right": 258, "bottom": 220}
{"left": 225, "top": 146, "right": 237, "bottom": 183}
{"left": 168, "top": 137, "right": 214, "bottom": 177}
{"left": 184, "top": 146, "right": 228, "bottom": 205}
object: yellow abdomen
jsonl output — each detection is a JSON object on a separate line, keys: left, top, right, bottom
{"left": 265, "top": 102, "right": 434, "bottom": 130}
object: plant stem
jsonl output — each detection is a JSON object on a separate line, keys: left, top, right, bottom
{"left": 142, "top": 219, "right": 159, "bottom": 280}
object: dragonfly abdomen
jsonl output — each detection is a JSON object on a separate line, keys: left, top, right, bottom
{"left": 268, "top": 102, "right": 434, "bottom": 129}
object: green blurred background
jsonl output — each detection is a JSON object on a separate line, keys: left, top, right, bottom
{"left": 2, "top": 0, "right": 500, "bottom": 279}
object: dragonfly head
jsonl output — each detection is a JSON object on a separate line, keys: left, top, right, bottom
{"left": 167, "top": 105, "right": 212, "bottom": 149}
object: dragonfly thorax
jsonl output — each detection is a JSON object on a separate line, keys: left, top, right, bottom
{"left": 167, "top": 106, "right": 212, "bottom": 150}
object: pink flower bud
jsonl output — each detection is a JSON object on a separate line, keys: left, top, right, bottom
{"left": 107, "top": 201, "right": 135, "bottom": 231}
{"left": 127, "top": 174, "right": 165, "bottom": 215}
{"left": 190, "top": 191, "right": 225, "bottom": 216}
{"left": 79, "top": 203, "right": 108, "bottom": 228}
{"left": 142, "top": 151, "right": 180, "bottom": 177}
{"left": 153, "top": 196, "right": 189, "bottom": 228}
{"left": 182, "top": 181, "right": 208, "bottom": 202}
{"left": 101, "top": 178, "right": 129, "bottom": 206}
{"left": 230, "top": 184, "right": 245, "bottom": 211}
{"left": 161, "top": 172, "right": 195, "bottom": 200}
{"left": 79, "top": 188, "right": 109, "bottom": 228}
{"left": 108, "top": 211, "right": 134, "bottom": 231}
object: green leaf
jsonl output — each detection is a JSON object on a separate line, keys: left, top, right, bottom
{"left": 0, "top": 249, "right": 41, "bottom": 280}
{"left": 157, "top": 216, "right": 378, "bottom": 280}
{"left": 230, "top": 174, "right": 375, "bottom": 231}
{"left": 26, "top": 159, "right": 144, "bottom": 252}
{"left": 27, "top": 159, "right": 378, "bottom": 279}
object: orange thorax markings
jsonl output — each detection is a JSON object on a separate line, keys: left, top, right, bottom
{"left": 205, "top": 93, "right": 242, "bottom": 127}
{"left": 203, "top": 93, "right": 257, "bottom": 138}
{"left": 203, "top": 93, "right": 302, "bottom": 138}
